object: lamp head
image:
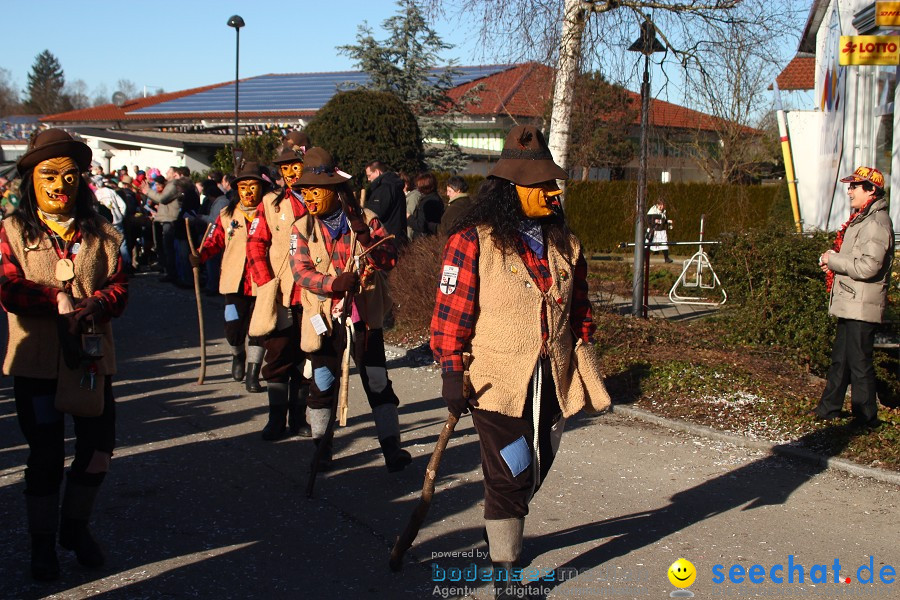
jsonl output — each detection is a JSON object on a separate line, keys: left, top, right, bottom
{"left": 227, "top": 15, "right": 245, "bottom": 29}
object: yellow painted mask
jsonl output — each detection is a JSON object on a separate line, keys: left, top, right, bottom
{"left": 237, "top": 179, "right": 263, "bottom": 209}
{"left": 515, "top": 181, "right": 562, "bottom": 218}
{"left": 301, "top": 186, "right": 337, "bottom": 216}
{"left": 279, "top": 161, "right": 304, "bottom": 189}
{"left": 33, "top": 157, "right": 80, "bottom": 216}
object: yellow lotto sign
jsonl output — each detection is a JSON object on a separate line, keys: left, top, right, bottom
{"left": 839, "top": 36, "right": 900, "bottom": 65}
{"left": 875, "top": 1, "right": 900, "bottom": 26}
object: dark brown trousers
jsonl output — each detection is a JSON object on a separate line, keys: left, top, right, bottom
{"left": 472, "top": 358, "right": 562, "bottom": 520}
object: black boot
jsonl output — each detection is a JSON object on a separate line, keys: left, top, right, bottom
{"left": 245, "top": 362, "right": 263, "bottom": 393}
{"left": 262, "top": 382, "right": 289, "bottom": 440}
{"left": 26, "top": 493, "right": 60, "bottom": 581}
{"left": 59, "top": 482, "right": 105, "bottom": 568}
{"left": 231, "top": 352, "right": 246, "bottom": 382}
{"left": 312, "top": 437, "right": 333, "bottom": 472}
{"left": 379, "top": 435, "right": 412, "bottom": 473}
{"left": 373, "top": 404, "right": 411, "bottom": 472}
{"left": 288, "top": 381, "right": 312, "bottom": 437}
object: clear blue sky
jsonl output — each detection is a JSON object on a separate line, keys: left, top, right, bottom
{"left": 3, "top": 0, "right": 484, "bottom": 101}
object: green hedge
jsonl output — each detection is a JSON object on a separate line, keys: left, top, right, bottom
{"left": 565, "top": 181, "right": 784, "bottom": 252}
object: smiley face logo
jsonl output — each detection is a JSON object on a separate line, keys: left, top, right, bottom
{"left": 668, "top": 558, "right": 696, "bottom": 588}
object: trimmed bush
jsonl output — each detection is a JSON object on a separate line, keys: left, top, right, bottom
{"left": 565, "top": 181, "right": 783, "bottom": 252}
{"left": 387, "top": 235, "right": 445, "bottom": 339}
{"left": 306, "top": 90, "right": 424, "bottom": 185}
{"left": 710, "top": 225, "right": 835, "bottom": 372}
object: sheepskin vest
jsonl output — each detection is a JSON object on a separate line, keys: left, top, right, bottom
{"left": 260, "top": 190, "right": 297, "bottom": 307}
{"left": 468, "top": 226, "right": 589, "bottom": 418}
{"left": 218, "top": 206, "right": 257, "bottom": 296}
{"left": 2, "top": 216, "right": 121, "bottom": 378}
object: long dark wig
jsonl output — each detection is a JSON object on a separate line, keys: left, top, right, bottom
{"left": 13, "top": 170, "right": 103, "bottom": 244}
{"left": 451, "top": 176, "right": 574, "bottom": 260}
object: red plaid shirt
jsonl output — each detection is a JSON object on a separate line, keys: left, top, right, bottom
{"left": 290, "top": 214, "right": 396, "bottom": 308}
{"left": 430, "top": 227, "right": 594, "bottom": 373}
{"left": 199, "top": 214, "right": 253, "bottom": 296}
{"left": 0, "top": 224, "right": 128, "bottom": 319}
{"left": 246, "top": 191, "right": 308, "bottom": 304}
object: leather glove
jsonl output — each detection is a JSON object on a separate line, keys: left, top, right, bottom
{"left": 331, "top": 271, "right": 360, "bottom": 294}
{"left": 347, "top": 212, "right": 372, "bottom": 245}
{"left": 188, "top": 252, "right": 201, "bottom": 268}
{"left": 74, "top": 296, "right": 104, "bottom": 321}
{"left": 442, "top": 370, "right": 469, "bottom": 418}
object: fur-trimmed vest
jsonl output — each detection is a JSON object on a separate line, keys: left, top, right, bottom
{"left": 218, "top": 206, "right": 257, "bottom": 296}
{"left": 294, "top": 209, "right": 392, "bottom": 352}
{"left": 2, "top": 216, "right": 122, "bottom": 378}
{"left": 468, "top": 226, "right": 589, "bottom": 418}
{"left": 260, "top": 190, "right": 297, "bottom": 307}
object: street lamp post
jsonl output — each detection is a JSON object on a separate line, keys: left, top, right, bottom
{"left": 227, "top": 15, "right": 245, "bottom": 168}
{"left": 627, "top": 16, "right": 666, "bottom": 318}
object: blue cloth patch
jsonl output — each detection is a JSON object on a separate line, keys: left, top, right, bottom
{"left": 500, "top": 436, "right": 532, "bottom": 477}
{"left": 33, "top": 394, "right": 62, "bottom": 425}
{"left": 224, "top": 304, "right": 240, "bottom": 322}
{"left": 313, "top": 366, "right": 335, "bottom": 393}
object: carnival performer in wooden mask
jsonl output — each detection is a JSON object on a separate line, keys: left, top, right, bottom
{"left": 430, "top": 125, "right": 610, "bottom": 597}
{"left": 246, "top": 132, "right": 313, "bottom": 439}
{"left": 288, "top": 147, "right": 411, "bottom": 473}
{"left": 0, "top": 129, "right": 128, "bottom": 581}
{"left": 191, "top": 161, "right": 271, "bottom": 398}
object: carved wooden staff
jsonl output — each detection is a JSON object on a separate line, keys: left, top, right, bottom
{"left": 389, "top": 352, "right": 472, "bottom": 571}
{"left": 185, "top": 219, "right": 212, "bottom": 384}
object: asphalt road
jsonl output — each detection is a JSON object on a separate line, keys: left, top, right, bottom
{"left": 0, "top": 273, "right": 897, "bottom": 599}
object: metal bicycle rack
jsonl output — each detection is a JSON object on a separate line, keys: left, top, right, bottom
{"left": 669, "top": 215, "right": 727, "bottom": 306}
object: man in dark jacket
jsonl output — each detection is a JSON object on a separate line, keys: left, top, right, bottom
{"left": 365, "top": 161, "right": 408, "bottom": 244}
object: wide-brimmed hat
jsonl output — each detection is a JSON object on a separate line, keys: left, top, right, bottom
{"left": 233, "top": 161, "right": 268, "bottom": 185}
{"left": 488, "top": 125, "right": 567, "bottom": 186}
{"left": 293, "top": 147, "right": 351, "bottom": 187}
{"left": 17, "top": 128, "right": 93, "bottom": 175}
{"left": 840, "top": 165, "right": 885, "bottom": 189}
{"left": 273, "top": 143, "right": 307, "bottom": 165}
{"left": 273, "top": 131, "right": 311, "bottom": 164}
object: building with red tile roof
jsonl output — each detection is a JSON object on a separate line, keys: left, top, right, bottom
{"left": 39, "top": 63, "right": 742, "bottom": 182}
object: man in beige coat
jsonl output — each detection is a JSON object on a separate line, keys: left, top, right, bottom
{"left": 814, "top": 166, "right": 894, "bottom": 427}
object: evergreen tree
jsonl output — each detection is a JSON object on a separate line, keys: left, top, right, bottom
{"left": 24, "top": 50, "right": 69, "bottom": 114}
{"left": 306, "top": 90, "right": 424, "bottom": 185}
{"left": 566, "top": 72, "right": 638, "bottom": 180}
{"left": 339, "top": 0, "right": 476, "bottom": 173}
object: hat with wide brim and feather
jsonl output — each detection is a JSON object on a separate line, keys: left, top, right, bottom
{"left": 273, "top": 131, "right": 312, "bottom": 165}
{"left": 488, "top": 125, "right": 567, "bottom": 186}
{"left": 292, "top": 147, "right": 352, "bottom": 187}
{"left": 16, "top": 128, "right": 93, "bottom": 175}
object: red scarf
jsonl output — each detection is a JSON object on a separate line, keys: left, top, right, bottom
{"left": 826, "top": 199, "right": 875, "bottom": 292}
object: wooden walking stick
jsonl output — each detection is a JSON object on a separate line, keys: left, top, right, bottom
{"left": 185, "top": 218, "right": 211, "bottom": 384}
{"left": 389, "top": 352, "right": 472, "bottom": 572}
{"left": 337, "top": 229, "right": 359, "bottom": 427}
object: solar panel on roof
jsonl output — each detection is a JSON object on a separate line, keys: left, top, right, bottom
{"left": 130, "top": 65, "right": 514, "bottom": 115}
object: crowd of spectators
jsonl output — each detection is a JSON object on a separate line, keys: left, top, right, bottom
{"left": 0, "top": 117, "right": 41, "bottom": 141}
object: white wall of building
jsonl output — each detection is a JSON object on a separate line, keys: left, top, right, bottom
{"left": 807, "top": 0, "right": 900, "bottom": 230}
